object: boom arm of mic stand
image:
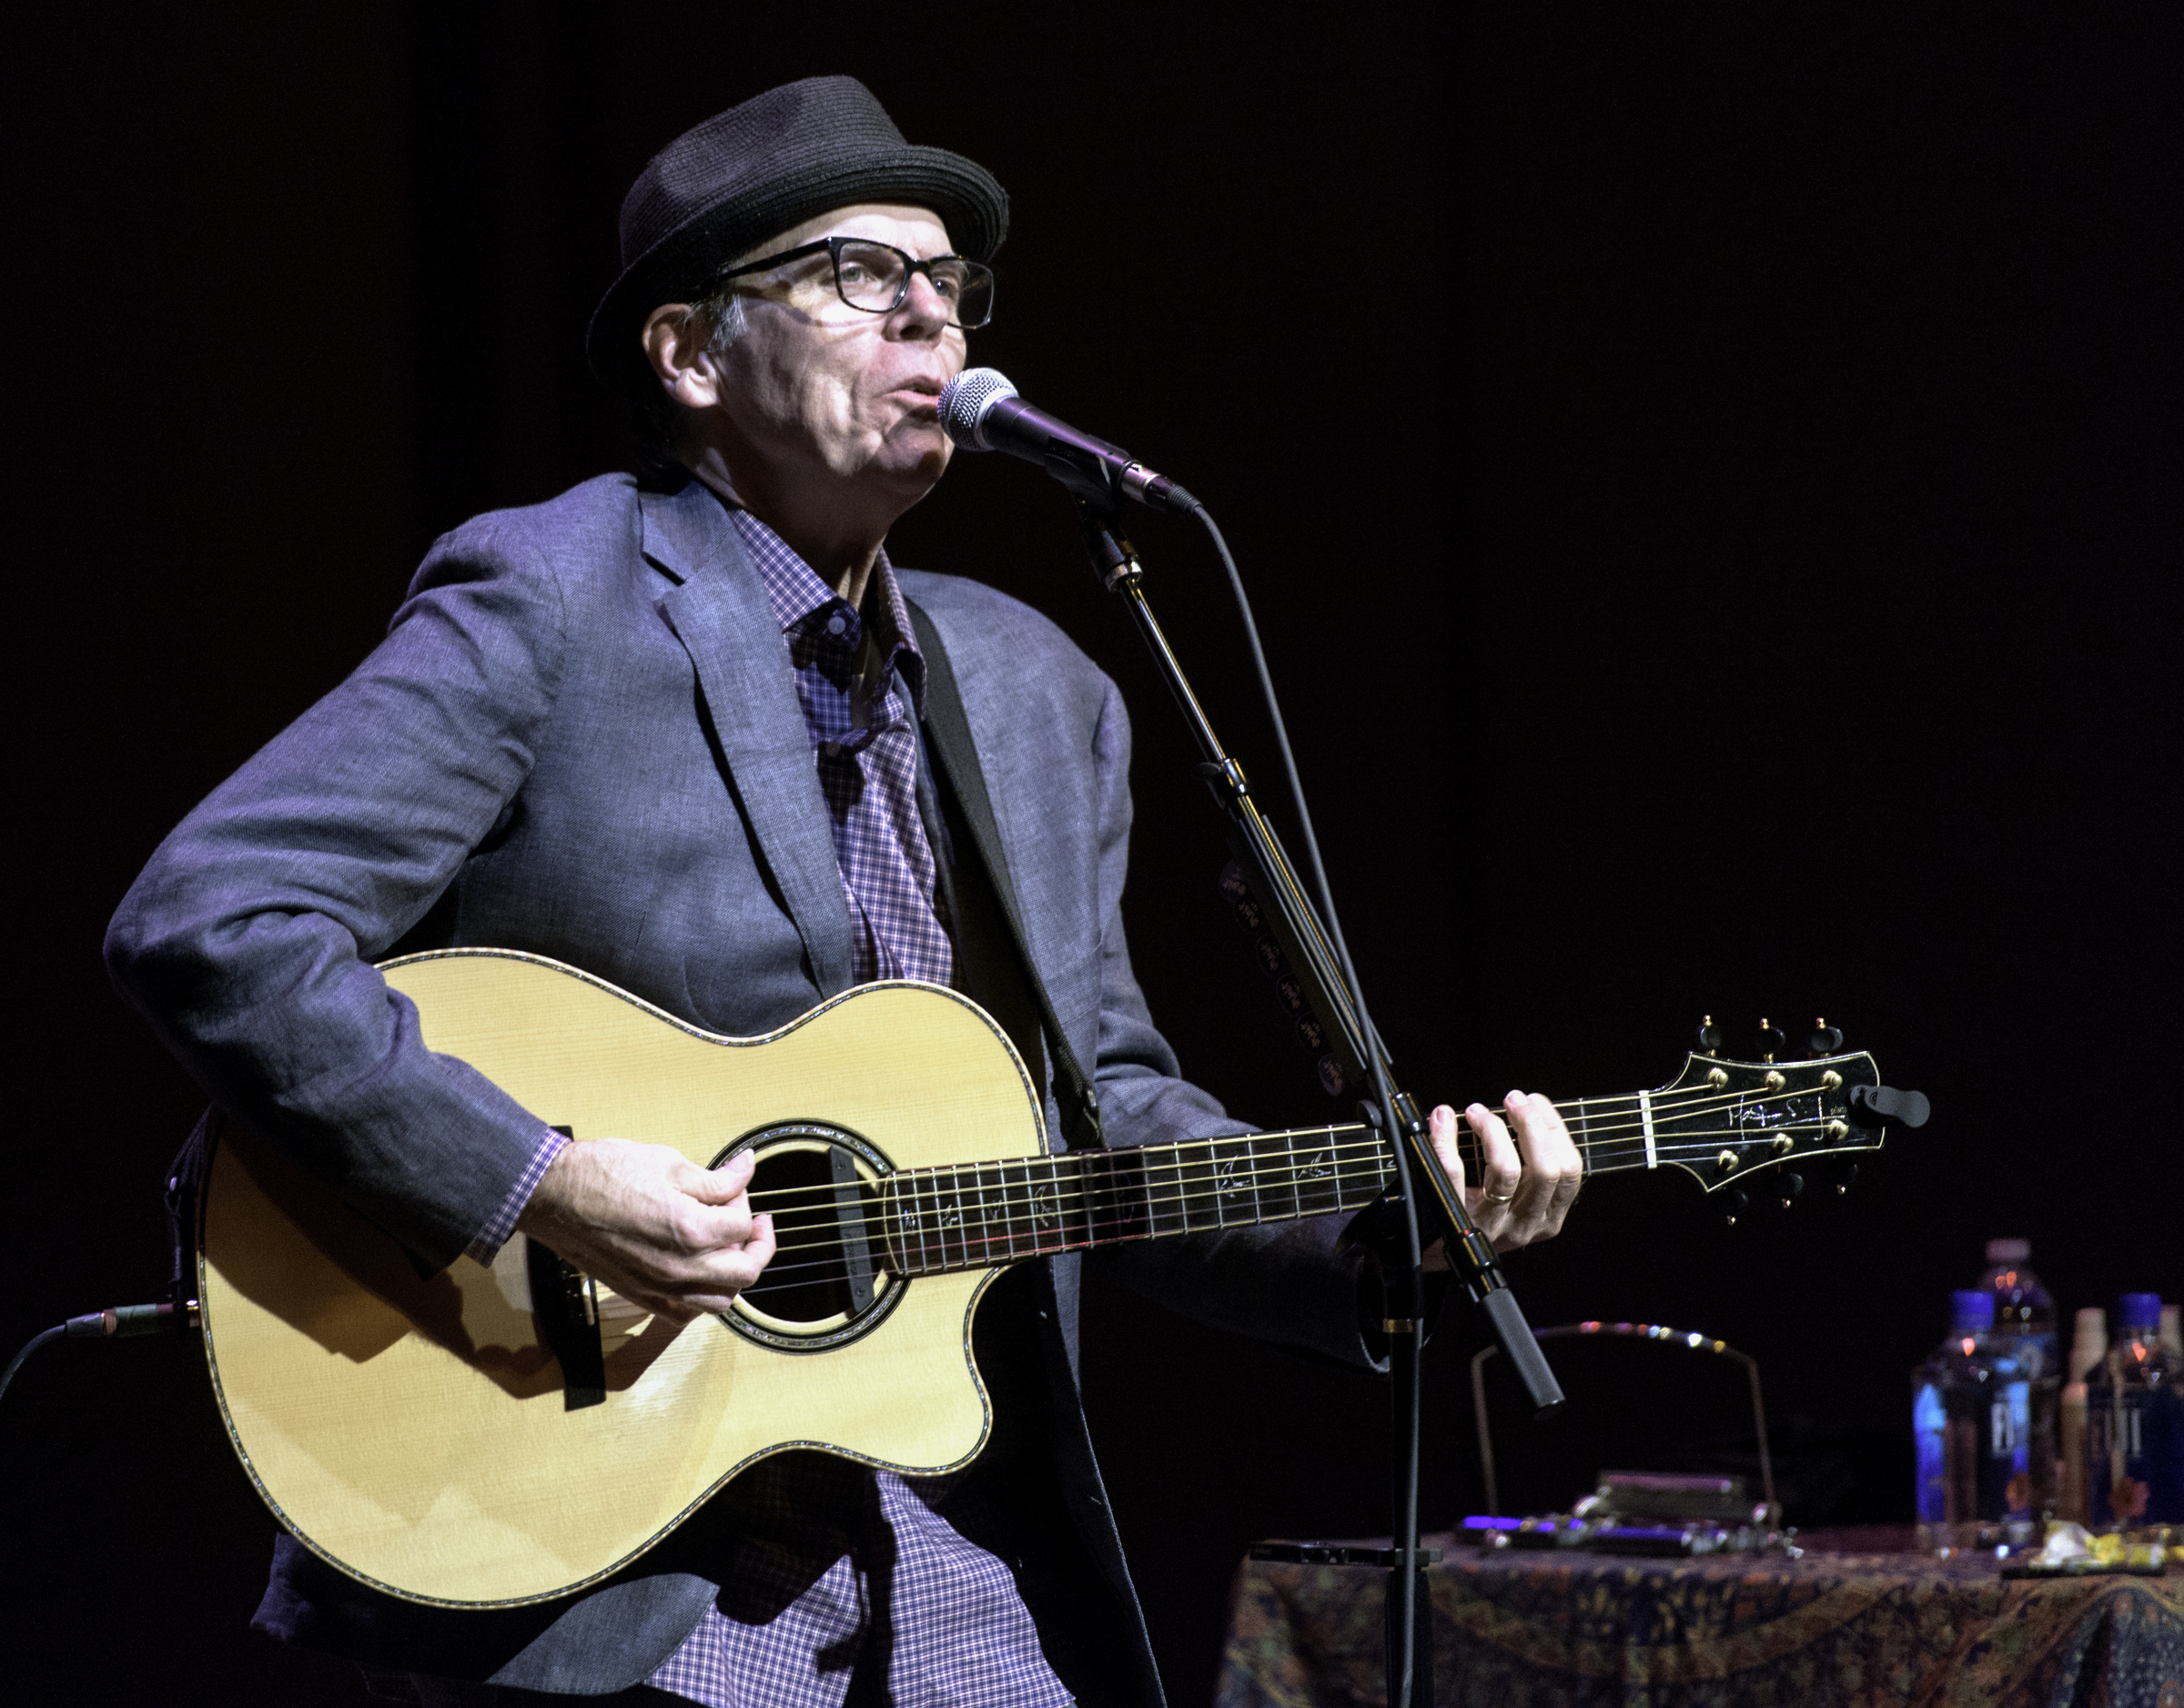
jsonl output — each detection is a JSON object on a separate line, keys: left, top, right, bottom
{"left": 1077, "top": 507, "right": 1564, "bottom": 1420}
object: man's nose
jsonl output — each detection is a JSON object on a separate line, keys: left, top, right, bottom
{"left": 892, "top": 268, "right": 955, "bottom": 334}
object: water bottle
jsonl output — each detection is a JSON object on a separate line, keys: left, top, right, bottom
{"left": 2088, "top": 1293, "right": 2184, "bottom": 1527}
{"left": 1915, "top": 1290, "right": 2024, "bottom": 1549}
{"left": 1977, "top": 1238, "right": 2059, "bottom": 1520}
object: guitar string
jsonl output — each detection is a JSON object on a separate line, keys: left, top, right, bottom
{"left": 734, "top": 1127, "right": 1381, "bottom": 1212}
{"left": 747, "top": 1144, "right": 1395, "bottom": 1263}
{"left": 745, "top": 1151, "right": 1400, "bottom": 1278}
{"left": 743, "top": 1167, "right": 1397, "bottom": 1284}
{"left": 724, "top": 1092, "right": 1835, "bottom": 1223}
{"left": 733, "top": 1077, "right": 1849, "bottom": 1215}
{"left": 743, "top": 1110, "right": 1851, "bottom": 1254}
{"left": 739, "top": 1116, "right": 1852, "bottom": 1279}
{"left": 746, "top": 1162, "right": 1400, "bottom": 1284}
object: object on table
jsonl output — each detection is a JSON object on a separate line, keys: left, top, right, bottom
{"left": 1915, "top": 1289, "right": 2049, "bottom": 1551}
{"left": 1974, "top": 1238, "right": 2060, "bottom": 1520}
{"left": 2088, "top": 1292, "right": 2183, "bottom": 1525}
{"left": 2002, "top": 1520, "right": 2172, "bottom": 1577}
{"left": 1469, "top": 1320, "right": 1776, "bottom": 1522}
{"left": 1458, "top": 1511, "right": 1802, "bottom": 1558}
{"left": 2061, "top": 1305, "right": 2108, "bottom": 1525}
{"left": 1572, "top": 1469, "right": 1781, "bottom": 1530}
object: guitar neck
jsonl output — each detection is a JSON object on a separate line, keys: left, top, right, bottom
{"left": 875, "top": 1090, "right": 1707, "bottom": 1277}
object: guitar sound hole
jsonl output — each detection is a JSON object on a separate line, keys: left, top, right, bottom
{"left": 717, "top": 1124, "right": 903, "bottom": 1353}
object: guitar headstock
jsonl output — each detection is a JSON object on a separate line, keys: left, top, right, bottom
{"left": 1638, "top": 1019, "right": 1928, "bottom": 1206}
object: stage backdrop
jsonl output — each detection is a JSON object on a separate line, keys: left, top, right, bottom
{"left": 8, "top": 5, "right": 2179, "bottom": 1703}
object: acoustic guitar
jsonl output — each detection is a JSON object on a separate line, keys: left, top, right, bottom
{"left": 197, "top": 948, "right": 1916, "bottom": 1607}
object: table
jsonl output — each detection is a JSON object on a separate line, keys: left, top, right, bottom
{"left": 1216, "top": 1530, "right": 2184, "bottom": 1708}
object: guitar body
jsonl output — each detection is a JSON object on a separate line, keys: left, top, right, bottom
{"left": 198, "top": 949, "right": 1046, "bottom": 1608}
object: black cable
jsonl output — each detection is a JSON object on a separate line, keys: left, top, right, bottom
{"left": 1186, "top": 506, "right": 1362, "bottom": 1023}
{"left": 1186, "top": 502, "right": 1431, "bottom": 1706}
{"left": 1, "top": 1304, "right": 185, "bottom": 1406}
{"left": 0, "top": 1326, "right": 67, "bottom": 1404}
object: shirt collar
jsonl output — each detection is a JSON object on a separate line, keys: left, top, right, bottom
{"left": 723, "top": 503, "right": 926, "bottom": 717}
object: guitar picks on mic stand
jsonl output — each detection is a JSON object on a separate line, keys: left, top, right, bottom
{"left": 1913, "top": 1238, "right": 2181, "bottom": 1567}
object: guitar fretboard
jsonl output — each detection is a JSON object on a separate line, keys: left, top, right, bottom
{"left": 872, "top": 1072, "right": 1854, "bottom": 1276}
{"left": 877, "top": 1126, "right": 1392, "bottom": 1276}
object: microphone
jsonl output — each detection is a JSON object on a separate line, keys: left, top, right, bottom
{"left": 938, "top": 369, "right": 1198, "bottom": 514}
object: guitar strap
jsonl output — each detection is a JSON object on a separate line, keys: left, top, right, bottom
{"left": 905, "top": 599, "right": 1106, "bottom": 1151}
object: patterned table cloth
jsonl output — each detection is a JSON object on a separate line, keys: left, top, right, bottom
{"left": 1217, "top": 1535, "right": 2183, "bottom": 1708}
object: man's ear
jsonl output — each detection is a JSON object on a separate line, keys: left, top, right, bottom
{"left": 642, "top": 304, "right": 723, "bottom": 410}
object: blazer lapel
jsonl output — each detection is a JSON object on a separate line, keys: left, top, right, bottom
{"left": 640, "top": 481, "right": 854, "bottom": 997}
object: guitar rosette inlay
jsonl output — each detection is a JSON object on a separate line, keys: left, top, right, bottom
{"left": 712, "top": 1123, "right": 904, "bottom": 1352}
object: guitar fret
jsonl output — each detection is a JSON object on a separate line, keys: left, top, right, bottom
{"left": 976, "top": 1161, "right": 1007, "bottom": 1264}
{"left": 1057, "top": 1153, "right": 1086, "bottom": 1248}
{"left": 962, "top": 1163, "right": 991, "bottom": 1266}
{"left": 884, "top": 1173, "right": 927, "bottom": 1276}
{"left": 1298, "top": 1126, "right": 1343, "bottom": 1216}
{"left": 921, "top": 1169, "right": 946, "bottom": 1273}
{"left": 1106, "top": 1149, "right": 1152, "bottom": 1244}
{"left": 943, "top": 1164, "right": 967, "bottom": 1270}
{"left": 1006, "top": 1159, "right": 1029, "bottom": 1256}
{"left": 1213, "top": 1135, "right": 1255, "bottom": 1226}
{"left": 994, "top": 1161, "right": 1013, "bottom": 1261}
{"left": 1030, "top": 1153, "right": 1074, "bottom": 1248}
{"left": 1191, "top": 1141, "right": 1217, "bottom": 1233}
{"left": 1001, "top": 1157, "right": 1031, "bottom": 1259}
{"left": 1135, "top": 1142, "right": 1172, "bottom": 1238}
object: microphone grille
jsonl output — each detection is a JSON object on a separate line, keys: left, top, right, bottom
{"left": 939, "top": 368, "right": 1017, "bottom": 450}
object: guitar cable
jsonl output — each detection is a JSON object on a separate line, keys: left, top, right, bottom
{"left": 0, "top": 1302, "right": 191, "bottom": 1405}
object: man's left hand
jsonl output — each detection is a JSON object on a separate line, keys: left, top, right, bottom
{"left": 1421, "top": 1092, "right": 1582, "bottom": 1258}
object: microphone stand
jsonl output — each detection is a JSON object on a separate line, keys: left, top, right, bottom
{"left": 1072, "top": 502, "right": 1565, "bottom": 1708}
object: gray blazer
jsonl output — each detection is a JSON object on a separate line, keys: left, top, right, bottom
{"left": 106, "top": 474, "right": 1376, "bottom": 1698}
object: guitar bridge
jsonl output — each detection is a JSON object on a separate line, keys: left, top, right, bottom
{"left": 528, "top": 1125, "right": 606, "bottom": 1410}
{"left": 527, "top": 1237, "right": 606, "bottom": 1410}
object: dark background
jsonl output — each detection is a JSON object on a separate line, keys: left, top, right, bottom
{"left": 8, "top": 4, "right": 2180, "bottom": 1703}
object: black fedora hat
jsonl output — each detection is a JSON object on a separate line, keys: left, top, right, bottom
{"left": 586, "top": 76, "right": 1007, "bottom": 390}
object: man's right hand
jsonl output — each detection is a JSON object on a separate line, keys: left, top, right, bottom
{"left": 513, "top": 1139, "right": 775, "bottom": 1325}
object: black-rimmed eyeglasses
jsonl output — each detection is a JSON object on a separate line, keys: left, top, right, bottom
{"left": 711, "top": 237, "right": 996, "bottom": 329}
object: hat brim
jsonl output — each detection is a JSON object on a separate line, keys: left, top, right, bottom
{"left": 585, "top": 144, "right": 1006, "bottom": 389}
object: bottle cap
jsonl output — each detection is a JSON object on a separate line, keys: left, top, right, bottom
{"left": 1984, "top": 1238, "right": 2030, "bottom": 1263}
{"left": 1951, "top": 1289, "right": 1997, "bottom": 1332}
{"left": 2118, "top": 1292, "right": 2163, "bottom": 1331}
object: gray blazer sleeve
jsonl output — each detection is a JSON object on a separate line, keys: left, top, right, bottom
{"left": 1075, "top": 677, "right": 1381, "bottom": 1370}
{"left": 104, "top": 524, "right": 571, "bottom": 1271}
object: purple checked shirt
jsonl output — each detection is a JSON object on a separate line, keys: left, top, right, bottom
{"left": 468, "top": 503, "right": 1073, "bottom": 1708}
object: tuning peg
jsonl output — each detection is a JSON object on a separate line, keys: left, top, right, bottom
{"left": 1756, "top": 1019, "right": 1785, "bottom": 1063}
{"left": 1847, "top": 1085, "right": 1931, "bottom": 1130}
{"left": 1807, "top": 1017, "right": 1844, "bottom": 1057}
{"left": 1828, "top": 1159, "right": 1860, "bottom": 1197}
{"left": 1778, "top": 1172, "right": 1805, "bottom": 1208}
{"left": 1696, "top": 1015, "right": 1724, "bottom": 1054}
{"left": 1724, "top": 1186, "right": 1748, "bottom": 1228}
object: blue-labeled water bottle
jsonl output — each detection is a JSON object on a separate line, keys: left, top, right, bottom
{"left": 1977, "top": 1238, "right": 2059, "bottom": 1520}
{"left": 1915, "top": 1290, "right": 2021, "bottom": 1550}
{"left": 2088, "top": 1293, "right": 2184, "bottom": 1527}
